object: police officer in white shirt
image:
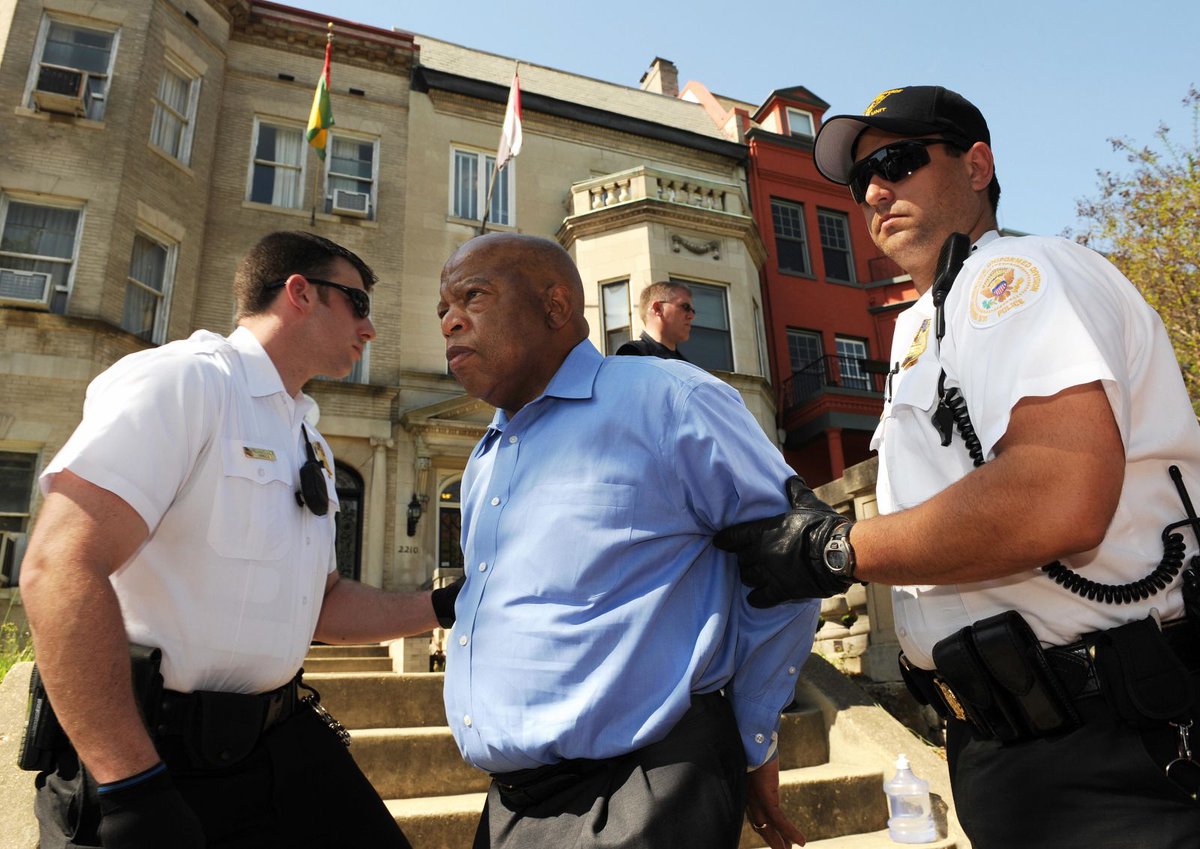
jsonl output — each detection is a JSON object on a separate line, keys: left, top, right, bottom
{"left": 20, "top": 232, "right": 460, "bottom": 849}
{"left": 716, "top": 87, "right": 1200, "bottom": 848}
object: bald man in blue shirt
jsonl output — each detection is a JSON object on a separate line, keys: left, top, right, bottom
{"left": 437, "top": 233, "right": 818, "bottom": 849}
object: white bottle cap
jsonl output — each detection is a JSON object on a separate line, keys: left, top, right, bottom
{"left": 896, "top": 753, "right": 910, "bottom": 770}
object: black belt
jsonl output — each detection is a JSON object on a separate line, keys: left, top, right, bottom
{"left": 155, "top": 675, "right": 301, "bottom": 738}
{"left": 903, "top": 618, "right": 1199, "bottom": 736}
{"left": 152, "top": 674, "right": 303, "bottom": 770}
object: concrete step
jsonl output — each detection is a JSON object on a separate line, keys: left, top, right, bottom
{"left": 386, "top": 792, "right": 486, "bottom": 849}
{"left": 800, "top": 828, "right": 958, "bottom": 849}
{"left": 301, "top": 672, "right": 446, "bottom": 729}
{"left": 351, "top": 727, "right": 491, "bottom": 799}
{"left": 306, "top": 643, "right": 391, "bottom": 659}
{"left": 777, "top": 704, "right": 829, "bottom": 770}
{"left": 302, "top": 657, "right": 395, "bottom": 673}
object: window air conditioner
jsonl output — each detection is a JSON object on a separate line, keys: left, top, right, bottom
{"left": 331, "top": 189, "right": 370, "bottom": 218}
{"left": 0, "top": 268, "right": 53, "bottom": 308}
{"left": 33, "top": 63, "right": 90, "bottom": 116}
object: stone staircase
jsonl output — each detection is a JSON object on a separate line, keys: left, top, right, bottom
{"left": 302, "top": 644, "right": 968, "bottom": 849}
{"left": 0, "top": 649, "right": 967, "bottom": 847}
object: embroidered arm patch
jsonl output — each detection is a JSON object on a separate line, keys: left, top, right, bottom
{"left": 967, "top": 256, "right": 1044, "bottom": 327}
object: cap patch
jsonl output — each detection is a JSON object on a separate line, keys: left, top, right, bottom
{"left": 864, "top": 89, "right": 904, "bottom": 117}
{"left": 968, "top": 257, "right": 1043, "bottom": 327}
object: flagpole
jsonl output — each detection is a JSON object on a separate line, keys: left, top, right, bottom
{"left": 479, "top": 62, "right": 521, "bottom": 237}
{"left": 310, "top": 23, "right": 334, "bottom": 226}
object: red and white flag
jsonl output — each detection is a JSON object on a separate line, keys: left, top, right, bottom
{"left": 496, "top": 72, "right": 522, "bottom": 170}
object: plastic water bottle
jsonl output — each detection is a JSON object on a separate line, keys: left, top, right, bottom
{"left": 883, "top": 754, "right": 937, "bottom": 843}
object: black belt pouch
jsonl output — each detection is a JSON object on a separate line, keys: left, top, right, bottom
{"left": 181, "top": 691, "right": 267, "bottom": 769}
{"left": 933, "top": 611, "right": 1078, "bottom": 741}
{"left": 1083, "top": 616, "right": 1194, "bottom": 727}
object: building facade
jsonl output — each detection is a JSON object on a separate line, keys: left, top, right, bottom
{"left": 683, "top": 81, "right": 917, "bottom": 485}
{"left": 0, "top": 1, "right": 778, "bottom": 634}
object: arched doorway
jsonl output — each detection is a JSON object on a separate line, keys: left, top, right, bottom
{"left": 437, "top": 477, "right": 464, "bottom": 572}
{"left": 334, "top": 463, "right": 363, "bottom": 581}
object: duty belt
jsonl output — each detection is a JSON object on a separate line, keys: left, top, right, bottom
{"left": 900, "top": 617, "right": 1199, "bottom": 742}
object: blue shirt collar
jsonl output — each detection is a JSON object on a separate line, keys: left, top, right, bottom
{"left": 484, "top": 339, "right": 601, "bottom": 433}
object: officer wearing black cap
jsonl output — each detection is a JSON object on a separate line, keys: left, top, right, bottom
{"left": 716, "top": 86, "right": 1200, "bottom": 847}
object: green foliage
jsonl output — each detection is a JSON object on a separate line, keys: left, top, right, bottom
{"left": 1074, "top": 87, "right": 1200, "bottom": 414}
{"left": 0, "top": 618, "right": 34, "bottom": 684}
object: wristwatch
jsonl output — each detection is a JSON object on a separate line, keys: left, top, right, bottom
{"left": 823, "top": 522, "right": 856, "bottom": 580}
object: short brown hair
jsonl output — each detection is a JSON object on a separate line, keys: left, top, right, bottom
{"left": 233, "top": 231, "right": 377, "bottom": 319}
{"left": 637, "top": 281, "right": 691, "bottom": 323}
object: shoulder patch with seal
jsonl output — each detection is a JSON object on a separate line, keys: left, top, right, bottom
{"left": 967, "top": 256, "right": 1044, "bottom": 327}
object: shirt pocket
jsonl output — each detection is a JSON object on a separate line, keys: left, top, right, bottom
{"left": 517, "top": 482, "right": 635, "bottom": 602}
{"left": 207, "top": 439, "right": 294, "bottom": 561}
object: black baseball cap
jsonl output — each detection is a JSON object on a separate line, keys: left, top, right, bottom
{"left": 813, "top": 86, "right": 990, "bottom": 184}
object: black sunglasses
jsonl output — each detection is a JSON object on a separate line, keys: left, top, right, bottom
{"left": 847, "top": 139, "right": 963, "bottom": 204}
{"left": 269, "top": 277, "right": 371, "bottom": 318}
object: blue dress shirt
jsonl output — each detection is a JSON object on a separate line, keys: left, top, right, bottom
{"left": 444, "top": 341, "right": 820, "bottom": 774}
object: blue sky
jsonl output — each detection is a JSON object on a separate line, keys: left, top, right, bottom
{"left": 286, "top": 0, "right": 1198, "bottom": 239}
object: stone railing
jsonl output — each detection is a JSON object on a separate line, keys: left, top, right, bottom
{"left": 568, "top": 166, "right": 747, "bottom": 218}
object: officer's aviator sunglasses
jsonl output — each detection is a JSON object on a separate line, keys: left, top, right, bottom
{"left": 846, "top": 138, "right": 963, "bottom": 204}
{"left": 268, "top": 277, "right": 371, "bottom": 318}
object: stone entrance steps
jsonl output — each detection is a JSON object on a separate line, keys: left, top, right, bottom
{"left": 304, "top": 643, "right": 395, "bottom": 673}
{"left": 302, "top": 650, "right": 967, "bottom": 849}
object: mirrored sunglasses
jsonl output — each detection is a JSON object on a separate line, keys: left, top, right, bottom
{"left": 847, "top": 139, "right": 963, "bottom": 204}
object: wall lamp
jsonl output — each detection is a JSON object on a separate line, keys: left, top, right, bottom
{"left": 407, "top": 456, "right": 432, "bottom": 537}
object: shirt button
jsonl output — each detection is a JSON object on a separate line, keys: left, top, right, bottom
{"left": 458, "top": 635, "right": 468, "bottom": 646}
{"left": 897, "top": 627, "right": 908, "bottom": 638}
{"left": 305, "top": 537, "right": 311, "bottom": 545}
{"left": 788, "top": 666, "right": 797, "bottom": 676}
{"left": 479, "top": 562, "right": 487, "bottom": 572}
{"left": 463, "top": 715, "right": 472, "bottom": 727}
{"left": 490, "top": 497, "right": 501, "bottom": 506}
{"left": 508, "top": 435, "right": 518, "bottom": 444}
{"left": 754, "top": 733, "right": 765, "bottom": 744}
{"left": 257, "top": 468, "right": 265, "bottom": 478}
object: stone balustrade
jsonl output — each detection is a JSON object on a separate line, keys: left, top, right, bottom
{"left": 569, "top": 166, "right": 747, "bottom": 217}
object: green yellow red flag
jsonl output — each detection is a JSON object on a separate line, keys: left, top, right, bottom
{"left": 306, "top": 35, "right": 333, "bottom": 160}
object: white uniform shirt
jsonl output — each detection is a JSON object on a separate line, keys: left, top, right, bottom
{"left": 42, "top": 327, "right": 340, "bottom": 693}
{"left": 874, "top": 231, "right": 1200, "bottom": 668}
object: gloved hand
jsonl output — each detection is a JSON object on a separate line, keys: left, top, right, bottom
{"left": 97, "top": 763, "right": 206, "bottom": 848}
{"left": 714, "top": 476, "right": 856, "bottom": 606}
{"left": 431, "top": 576, "right": 465, "bottom": 629}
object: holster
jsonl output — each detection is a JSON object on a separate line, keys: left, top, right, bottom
{"left": 1082, "top": 616, "right": 1195, "bottom": 727}
{"left": 931, "top": 611, "right": 1079, "bottom": 742}
{"left": 18, "top": 643, "right": 162, "bottom": 772}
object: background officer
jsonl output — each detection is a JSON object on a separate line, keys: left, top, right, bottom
{"left": 615, "top": 280, "right": 694, "bottom": 359}
{"left": 716, "top": 86, "right": 1200, "bottom": 848}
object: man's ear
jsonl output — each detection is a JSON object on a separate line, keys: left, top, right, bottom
{"left": 544, "top": 283, "right": 572, "bottom": 330}
{"left": 966, "top": 142, "right": 995, "bottom": 193}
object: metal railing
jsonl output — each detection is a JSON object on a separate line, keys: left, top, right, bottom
{"left": 779, "top": 354, "right": 887, "bottom": 413}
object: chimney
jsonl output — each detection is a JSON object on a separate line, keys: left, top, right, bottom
{"left": 639, "top": 57, "right": 679, "bottom": 98}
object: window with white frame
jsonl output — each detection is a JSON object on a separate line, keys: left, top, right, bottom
{"left": 676, "top": 281, "right": 732, "bottom": 372}
{"left": 451, "top": 148, "right": 513, "bottom": 226}
{"left": 771, "top": 199, "right": 810, "bottom": 275}
{"left": 786, "top": 107, "right": 815, "bottom": 139}
{"left": 0, "top": 198, "right": 82, "bottom": 314}
{"left": 150, "top": 56, "right": 201, "bottom": 164}
{"left": 835, "top": 336, "right": 870, "bottom": 390}
{"left": 122, "top": 233, "right": 175, "bottom": 343}
{"left": 29, "top": 18, "right": 117, "bottom": 121}
{"left": 326, "top": 134, "right": 378, "bottom": 219}
{"left": 0, "top": 451, "right": 37, "bottom": 588}
{"left": 248, "top": 120, "right": 305, "bottom": 208}
{"left": 818, "top": 208, "right": 855, "bottom": 283}
{"left": 601, "top": 281, "right": 631, "bottom": 354}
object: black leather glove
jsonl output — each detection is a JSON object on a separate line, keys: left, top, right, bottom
{"left": 714, "top": 476, "right": 856, "bottom": 607}
{"left": 431, "top": 576, "right": 464, "bottom": 628}
{"left": 97, "top": 763, "right": 206, "bottom": 848}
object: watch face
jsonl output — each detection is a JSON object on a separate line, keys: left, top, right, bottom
{"left": 826, "top": 542, "right": 850, "bottom": 572}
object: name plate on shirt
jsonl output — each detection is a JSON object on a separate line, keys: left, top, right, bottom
{"left": 242, "top": 446, "right": 277, "bottom": 461}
